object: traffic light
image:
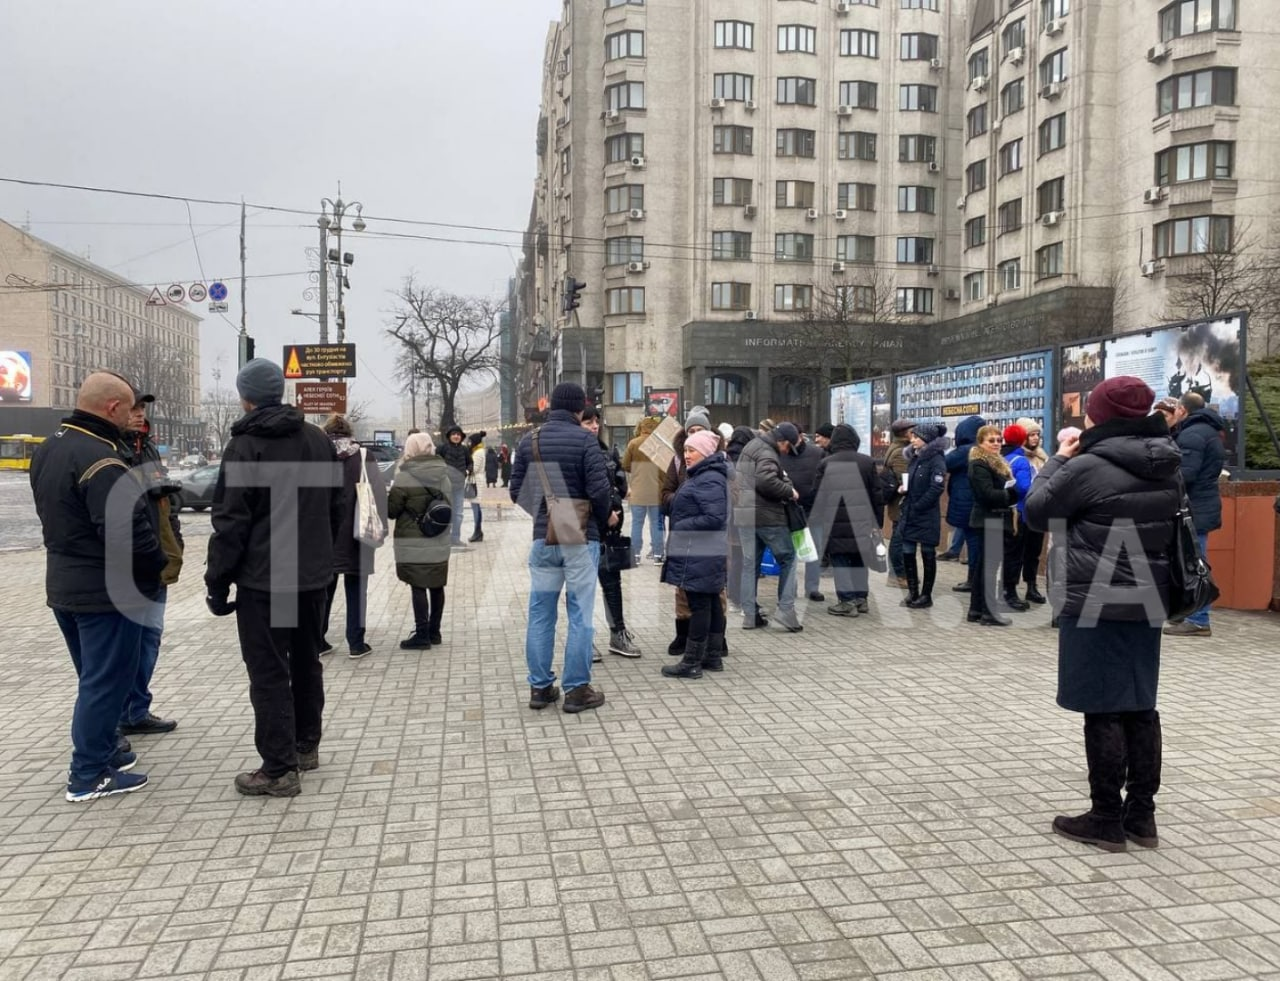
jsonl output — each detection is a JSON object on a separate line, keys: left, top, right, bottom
{"left": 238, "top": 334, "right": 255, "bottom": 367}
{"left": 563, "top": 275, "right": 586, "bottom": 313}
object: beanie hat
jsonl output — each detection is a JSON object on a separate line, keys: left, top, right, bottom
{"left": 1015, "top": 416, "right": 1042, "bottom": 436}
{"left": 774, "top": 421, "right": 800, "bottom": 445}
{"left": 758, "top": 417, "right": 776, "bottom": 432}
{"left": 717, "top": 421, "right": 734, "bottom": 441}
{"left": 550, "top": 381, "right": 587, "bottom": 413}
{"left": 236, "top": 358, "right": 285, "bottom": 406}
{"left": 1056, "top": 426, "right": 1082, "bottom": 445}
{"left": 815, "top": 423, "right": 834, "bottom": 439}
{"left": 913, "top": 422, "right": 947, "bottom": 443}
{"left": 684, "top": 430, "right": 720, "bottom": 459}
{"left": 684, "top": 405, "right": 711, "bottom": 432}
{"left": 890, "top": 417, "right": 916, "bottom": 435}
{"left": 1002, "top": 424, "right": 1028, "bottom": 448}
{"left": 1086, "top": 375, "right": 1155, "bottom": 425}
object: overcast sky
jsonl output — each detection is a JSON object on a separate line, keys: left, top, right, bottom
{"left": 2, "top": 0, "right": 561, "bottom": 419}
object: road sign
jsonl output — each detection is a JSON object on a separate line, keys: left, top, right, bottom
{"left": 208, "top": 301, "right": 230, "bottom": 313}
{"left": 282, "top": 343, "right": 357, "bottom": 380}
{"left": 295, "top": 381, "right": 347, "bottom": 414}
{"left": 188, "top": 283, "right": 208, "bottom": 302}
{"left": 166, "top": 284, "right": 186, "bottom": 303}
{"left": 146, "top": 287, "right": 166, "bottom": 306}
{"left": 209, "top": 281, "right": 228, "bottom": 302}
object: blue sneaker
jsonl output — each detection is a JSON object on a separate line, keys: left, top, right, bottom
{"left": 66, "top": 767, "right": 149, "bottom": 803}
{"left": 110, "top": 750, "right": 138, "bottom": 772}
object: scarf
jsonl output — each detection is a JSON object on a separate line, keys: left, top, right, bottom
{"left": 968, "top": 444, "right": 1012, "bottom": 480}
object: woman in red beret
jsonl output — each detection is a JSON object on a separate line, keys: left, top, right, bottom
{"left": 1025, "top": 376, "right": 1181, "bottom": 853}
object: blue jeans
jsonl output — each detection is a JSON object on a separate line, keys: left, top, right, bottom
{"left": 803, "top": 521, "right": 824, "bottom": 595}
{"left": 122, "top": 586, "right": 166, "bottom": 725}
{"left": 945, "top": 526, "right": 965, "bottom": 557}
{"left": 323, "top": 574, "right": 368, "bottom": 648}
{"left": 739, "top": 524, "right": 798, "bottom": 616}
{"left": 525, "top": 540, "right": 600, "bottom": 692}
{"left": 1186, "top": 532, "right": 1212, "bottom": 626}
{"left": 54, "top": 609, "right": 145, "bottom": 783}
{"left": 449, "top": 474, "right": 466, "bottom": 543}
{"left": 830, "top": 553, "right": 869, "bottom": 601}
{"left": 631, "top": 504, "right": 665, "bottom": 558}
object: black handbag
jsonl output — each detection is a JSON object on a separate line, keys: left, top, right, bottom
{"left": 866, "top": 528, "right": 889, "bottom": 574}
{"left": 600, "top": 535, "right": 635, "bottom": 572}
{"left": 784, "top": 500, "right": 808, "bottom": 533}
{"left": 1167, "top": 496, "right": 1220, "bottom": 621}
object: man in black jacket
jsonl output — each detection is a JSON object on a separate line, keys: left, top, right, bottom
{"left": 735, "top": 422, "right": 802, "bottom": 632}
{"left": 510, "top": 382, "right": 614, "bottom": 714}
{"left": 438, "top": 425, "right": 472, "bottom": 546}
{"left": 1164, "top": 392, "right": 1225, "bottom": 638}
{"left": 783, "top": 429, "right": 826, "bottom": 602}
{"left": 205, "top": 358, "right": 343, "bottom": 797}
{"left": 31, "top": 372, "right": 167, "bottom": 802}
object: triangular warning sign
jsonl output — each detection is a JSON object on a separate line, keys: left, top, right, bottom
{"left": 284, "top": 347, "right": 302, "bottom": 379}
{"left": 146, "top": 287, "right": 166, "bottom": 306}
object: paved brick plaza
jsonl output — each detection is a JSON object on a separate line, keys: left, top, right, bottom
{"left": 2, "top": 501, "right": 1280, "bottom": 981}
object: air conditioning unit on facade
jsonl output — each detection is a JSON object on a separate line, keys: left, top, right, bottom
{"left": 930, "top": 58, "right": 944, "bottom": 70}
{"left": 956, "top": 196, "right": 966, "bottom": 209}
{"left": 1141, "top": 259, "right": 1164, "bottom": 277}
{"left": 928, "top": 161, "right": 941, "bottom": 172}
{"left": 1143, "top": 186, "right": 1167, "bottom": 204}
{"left": 833, "top": 209, "right": 848, "bottom": 220}
{"left": 628, "top": 208, "right": 645, "bottom": 220}
{"left": 604, "top": 108, "right": 621, "bottom": 122}
{"left": 836, "top": 1, "right": 852, "bottom": 13}
{"left": 1044, "top": 19, "right": 1064, "bottom": 36}
{"left": 970, "top": 75, "right": 989, "bottom": 92}
{"left": 744, "top": 204, "right": 758, "bottom": 217}
{"left": 627, "top": 261, "right": 647, "bottom": 273}
{"left": 945, "top": 288, "right": 960, "bottom": 300}
{"left": 1007, "top": 47, "right": 1025, "bottom": 65}
{"left": 745, "top": 100, "right": 757, "bottom": 111}
{"left": 806, "top": 208, "right": 820, "bottom": 220}
{"left": 1042, "top": 82, "right": 1062, "bottom": 99}
{"left": 992, "top": 117, "right": 1002, "bottom": 131}
{"left": 710, "top": 98, "right": 726, "bottom": 109}
{"left": 743, "top": 310, "right": 758, "bottom": 320}
{"left": 838, "top": 105, "right": 853, "bottom": 116}
{"left": 926, "top": 264, "right": 940, "bottom": 276}
{"left": 629, "top": 155, "right": 645, "bottom": 168}
{"left": 832, "top": 261, "right": 846, "bottom": 273}
{"left": 1147, "top": 43, "right": 1171, "bottom": 62}
{"left": 1041, "top": 211, "right": 1062, "bottom": 226}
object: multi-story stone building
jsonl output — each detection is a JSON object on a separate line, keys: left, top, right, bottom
{"left": 0, "top": 218, "right": 202, "bottom": 449}
{"left": 519, "top": 0, "right": 1277, "bottom": 438}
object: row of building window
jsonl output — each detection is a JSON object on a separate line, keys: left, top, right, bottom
{"left": 708, "top": 125, "right": 940, "bottom": 161}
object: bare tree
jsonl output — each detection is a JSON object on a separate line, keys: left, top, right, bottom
{"left": 386, "top": 278, "right": 506, "bottom": 431}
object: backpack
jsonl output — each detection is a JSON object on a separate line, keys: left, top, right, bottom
{"left": 411, "top": 485, "right": 452, "bottom": 539}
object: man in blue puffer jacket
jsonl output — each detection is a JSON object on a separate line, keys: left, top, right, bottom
{"left": 942, "top": 414, "right": 984, "bottom": 578}
{"left": 510, "top": 383, "right": 614, "bottom": 714}
{"left": 1164, "top": 392, "right": 1225, "bottom": 638}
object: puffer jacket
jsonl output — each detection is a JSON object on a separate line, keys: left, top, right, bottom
{"left": 733, "top": 430, "right": 796, "bottom": 528}
{"left": 660, "top": 453, "right": 729, "bottom": 595}
{"left": 620, "top": 416, "right": 664, "bottom": 506}
{"left": 331, "top": 437, "right": 389, "bottom": 576}
{"left": 1024, "top": 414, "right": 1181, "bottom": 621}
{"left": 944, "top": 415, "right": 984, "bottom": 529}
{"left": 811, "top": 424, "right": 883, "bottom": 561}
{"left": 596, "top": 436, "right": 628, "bottom": 535}
{"left": 509, "top": 409, "right": 612, "bottom": 541}
{"left": 782, "top": 437, "right": 825, "bottom": 509}
{"left": 883, "top": 437, "right": 910, "bottom": 522}
{"left": 205, "top": 405, "right": 343, "bottom": 595}
{"left": 1003, "top": 446, "right": 1035, "bottom": 516}
{"left": 968, "top": 449, "right": 1017, "bottom": 530}
{"left": 437, "top": 426, "right": 472, "bottom": 478}
{"left": 30, "top": 410, "right": 167, "bottom": 613}
{"left": 899, "top": 436, "right": 948, "bottom": 546}
{"left": 388, "top": 454, "right": 454, "bottom": 585}
{"left": 1174, "top": 407, "right": 1226, "bottom": 532}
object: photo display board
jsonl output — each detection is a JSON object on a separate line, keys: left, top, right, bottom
{"left": 894, "top": 350, "right": 1053, "bottom": 438}
{"left": 0, "top": 351, "right": 32, "bottom": 402}
{"left": 829, "top": 376, "right": 893, "bottom": 459}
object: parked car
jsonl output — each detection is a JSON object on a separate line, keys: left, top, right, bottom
{"left": 180, "top": 453, "right": 204, "bottom": 468}
{"left": 359, "top": 442, "right": 400, "bottom": 479}
{"left": 175, "top": 464, "right": 221, "bottom": 511}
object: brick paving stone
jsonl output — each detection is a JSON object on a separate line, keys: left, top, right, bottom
{"left": 1, "top": 500, "right": 1280, "bottom": 979}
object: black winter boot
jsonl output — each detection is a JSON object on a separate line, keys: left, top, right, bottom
{"left": 667, "top": 618, "right": 690, "bottom": 656}
{"left": 1052, "top": 713, "right": 1128, "bottom": 852}
{"left": 900, "top": 553, "right": 920, "bottom": 607}
{"left": 662, "top": 639, "right": 706, "bottom": 679}
{"left": 702, "top": 634, "right": 725, "bottom": 673}
{"left": 908, "top": 551, "right": 936, "bottom": 608}
{"left": 1122, "top": 710, "right": 1162, "bottom": 847}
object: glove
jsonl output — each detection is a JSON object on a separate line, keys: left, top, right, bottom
{"left": 206, "top": 591, "right": 237, "bottom": 617}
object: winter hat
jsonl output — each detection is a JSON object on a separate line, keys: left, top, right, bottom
{"left": 404, "top": 431, "right": 436, "bottom": 457}
{"left": 815, "top": 423, "right": 834, "bottom": 439}
{"left": 1002, "top": 424, "right": 1028, "bottom": 448}
{"left": 717, "top": 421, "right": 734, "bottom": 441}
{"left": 890, "top": 417, "right": 917, "bottom": 436}
{"left": 550, "top": 381, "right": 587, "bottom": 413}
{"left": 1153, "top": 397, "right": 1179, "bottom": 416}
{"left": 684, "top": 405, "right": 711, "bottom": 432}
{"left": 1056, "top": 426, "right": 1081, "bottom": 446}
{"left": 1015, "top": 416, "right": 1042, "bottom": 436}
{"left": 236, "top": 358, "right": 285, "bottom": 406}
{"left": 758, "top": 417, "right": 776, "bottom": 432}
{"left": 684, "top": 430, "right": 720, "bottom": 459}
{"left": 1086, "top": 375, "right": 1155, "bottom": 425}
{"left": 913, "top": 422, "right": 947, "bottom": 443}
{"left": 774, "top": 421, "right": 801, "bottom": 445}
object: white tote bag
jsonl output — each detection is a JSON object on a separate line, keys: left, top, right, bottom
{"left": 353, "top": 448, "right": 387, "bottom": 547}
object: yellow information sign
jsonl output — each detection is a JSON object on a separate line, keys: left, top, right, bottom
{"left": 281, "top": 344, "right": 356, "bottom": 380}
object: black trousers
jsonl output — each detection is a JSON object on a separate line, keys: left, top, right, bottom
{"left": 685, "top": 590, "right": 727, "bottom": 646}
{"left": 410, "top": 586, "right": 446, "bottom": 635}
{"left": 1002, "top": 524, "right": 1025, "bottom": 595}
{"left": 235, "top": 587, "right": 326, "bottom": 778}
{"left": 1022, "top": 528, "right": 1046, "bottom": 587}
{"left": 598, "top": 564, "right": 625, "bottom": 631}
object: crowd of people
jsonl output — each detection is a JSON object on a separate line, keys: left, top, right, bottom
{"left": 28, "top": 359, "right": 1229, "bottom": 855}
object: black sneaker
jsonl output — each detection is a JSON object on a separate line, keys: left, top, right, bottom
{"left": 317, "top": 640, "right": 334, "bottom": 657}
{"left": 348, "top": 643, "right": 374, "bottom": 659}
{"left": 120, "top": 712, "right": 177, "bottom": 735}
{"left": 429, "top": 631, "right": 443, "bottom": 645}
{"left": 563, "top": 684, "right": 605, "bottom": 714}
{"left": 807, "top": 591, "right": 826, "bottom": 602}
{"left": 400, "top": 634, "right": 432, "bottom": 650}
{"left": 66, "top": 767, "right": 149, "bottom": 803}
{"left": 529, "top": 684, "right": 561, "bottom": 710}
{"left": 234, "top": 769, "right": 301, "bottom": 797}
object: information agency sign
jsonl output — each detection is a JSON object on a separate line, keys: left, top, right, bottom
{"left": 282, "top": 344, "right": 356, "bottom": 380}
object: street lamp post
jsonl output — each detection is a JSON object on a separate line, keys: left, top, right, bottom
{"left": 317, "top": 188, "right": 366, "bottom": 345}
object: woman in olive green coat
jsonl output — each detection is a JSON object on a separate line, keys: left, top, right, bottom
{"left": 388, "top": 432, "right": 453, "bottom": 650}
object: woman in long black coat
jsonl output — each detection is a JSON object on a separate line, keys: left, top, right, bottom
{"left": 1025, "top": 376, "right": 1181, "bottom": 853}
{"left": 898, "top": 423, "right": 948, "bottom": 608}
{"left": 811, "top": 424, "right": 882, "bottom": 617}
{"left": 967, "top": 425, "right": 1018, "bottom": 626}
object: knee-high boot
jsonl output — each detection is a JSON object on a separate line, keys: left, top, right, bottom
{"left": 662, "top": 639, "right": 705, "bottom": 679}
{"left": 908, "top": 551, "right": 936, "bottom": 608}
{"left": 899, "top": 552, "right": 920, "bottom": 606}
{"left": 1052, "top": 713, "right": 1128, "bottom": 852}
{"left": 702, "top": 633, "right": 725, "bottom": 672}
{"left": 667, "top": 618, "right": 689, "bottom": 656}
{"left": 1122, "top": 710, "right": 1161, "bottom": 847}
